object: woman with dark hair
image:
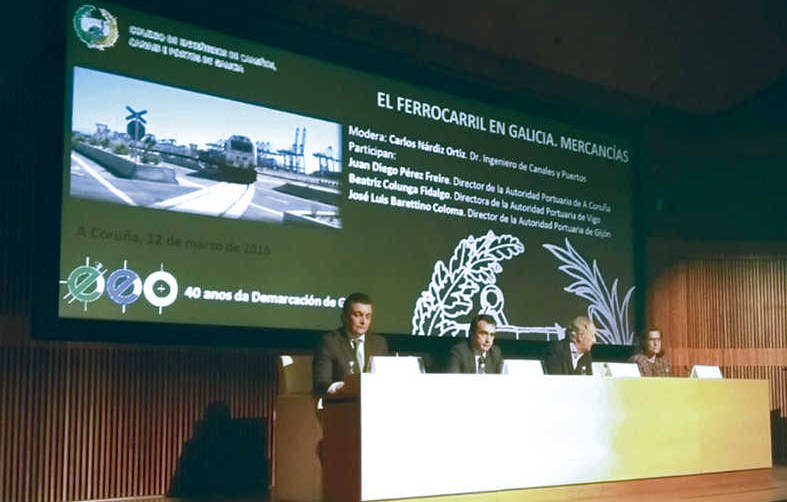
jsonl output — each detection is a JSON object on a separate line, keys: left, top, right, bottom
{"left": 628, "top": 328, "right": 671, "bottom": 377}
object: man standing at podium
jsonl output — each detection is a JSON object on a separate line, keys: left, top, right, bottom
{"left": 446, "top": 314, "right": 503, "bottom": 374}
{"left": 312, "top": 292, "right": 389, "bottom": 395}
{"left": 544, "top": 315, "right": 596, "bottom": 375}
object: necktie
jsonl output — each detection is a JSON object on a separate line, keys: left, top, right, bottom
{"left": 353, "top": 339, "right": 364, "bottom": 373}
{"left": 478, "top": 354, "right": 487, "bottom": 374}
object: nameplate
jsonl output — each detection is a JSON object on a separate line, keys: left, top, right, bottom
{"left": 369, "top": 356, "right": 425, "bottom": 375}
{"left": 592, "top": 362, "right": 641, "bottom": 377}
{"left": 502, "top": 359, "right": 544, "bottom": 377}
{"left": 690, "top": 365, "right": 723, "bottom": 379}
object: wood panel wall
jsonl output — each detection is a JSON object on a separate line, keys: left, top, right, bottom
{"left": 0, "top": 345, "right": 278, "bottom": 502}
{"left": 647, "top": 240, "right": 787, "bottom": 461}
{"left": 2, "top": 257, "right": 787, "bottom": 502}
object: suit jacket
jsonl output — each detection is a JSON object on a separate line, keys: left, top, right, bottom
{"left": 543, "top": 338, "right": 593, "bottom": 375}
{"left": 446, "top": 340, "right": 503, "bottom": 374}
{"left": 312, "top": 328, "right": 389, "bottom": 394}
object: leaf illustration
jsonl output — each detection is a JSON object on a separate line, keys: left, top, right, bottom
{"left": 442, "top": 281, "right": 480, "bottom": 317}
{"left": 544, "top": 238, "right": 635, "bottom": 345}
{"left": 434, "top": 316, "right": 466, "bottom": 338}
{"left": 411, "top": 230, "right": 524, "bottom": 337}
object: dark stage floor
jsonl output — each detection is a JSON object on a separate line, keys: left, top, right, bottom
{"left": 104, "top": 465, "right": 787, "bottom": 502}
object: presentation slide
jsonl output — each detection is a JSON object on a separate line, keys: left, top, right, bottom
{"left": 59, "top": 2, "right": 636, "bottom": 344}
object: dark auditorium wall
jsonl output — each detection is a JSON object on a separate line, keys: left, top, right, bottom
{"left": 642, "top": 93, "right": 787, "bottom": 459}
{"left": 0, "top": 346, "right": 277, "bottom": 502}
{"left": 1, "top": 5, "right": 282, "bottom": 502}
{"left": 645, "top": 238, "right": 787, "bottom": 460}
{"left": 2, "top": 2, "right": 787, "bottom": 502}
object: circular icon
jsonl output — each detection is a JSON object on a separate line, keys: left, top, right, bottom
{"left": 143, "top": 270, "right": 179, "bottom": 308}
{"left": 106, "top": 268, "right": 142, "bottom": 306}
{"left": 73, "top": 5, "right": 119, "bottom": 51}
{"left": 66, "top": 264, "right": 106, "bottom": 303}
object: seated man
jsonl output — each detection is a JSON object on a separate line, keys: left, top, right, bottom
{"left": 628, "top": 327, "right": 671, "bottom": 377}
{"left": 312, "top": 292, "right": 389, "bottom": 395}
{"left": 543, "top": 315, "right": 596, "bottom": 375}
{"left": 446, "top": 314, "right": 503, "bottom": 374}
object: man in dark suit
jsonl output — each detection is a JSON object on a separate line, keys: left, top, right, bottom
{"left": 543, "top": 315, "right": 597, "bottom": 375}
{"left": 446, "top": 314, "right": 503, "bottom": 374}
{"left": 312, "top": 292, "right": 389, "bottom": 395}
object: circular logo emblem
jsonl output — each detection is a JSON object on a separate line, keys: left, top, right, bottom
{"left": 66, "top": 264, "right": 106, "bottom": 304}
{"left": 73, "top": 5, "right": 119, "bottom": 51}
{"left": 143, "top": 270, "right": 179, "bottom": 309}
{"left": 106, "top": 268, "right": 142, "bottom": 307}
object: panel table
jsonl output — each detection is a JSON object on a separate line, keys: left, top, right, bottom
{"left": 322, "top": 374, "right": 771, "bottom": 501}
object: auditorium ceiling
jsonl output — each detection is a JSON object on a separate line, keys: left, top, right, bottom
{"left": 329, "top": 0, "right": 787, "bottom": 115}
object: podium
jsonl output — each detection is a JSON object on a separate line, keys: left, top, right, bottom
{"left": 273, "top": 356, "right": 322, "bottom": 502}
{"left": 322, "top": 373, "right": 772, "bottom": 502}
